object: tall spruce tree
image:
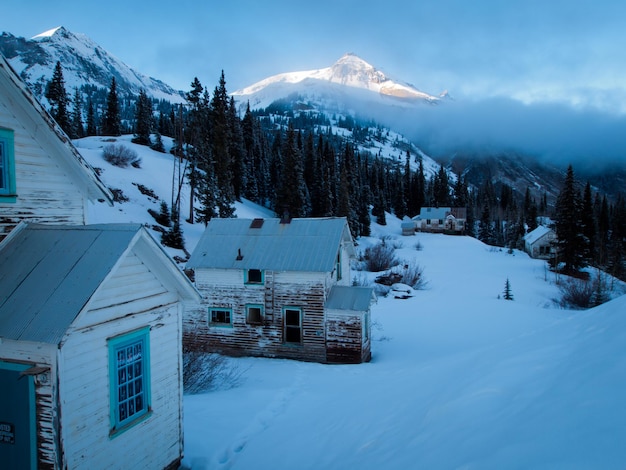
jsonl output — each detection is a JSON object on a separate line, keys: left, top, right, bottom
{"left": 45, "top": 61, "right": 71, "bottom": 135}
{"left": 276, "top": 124, "right": 307, "bottom": 218}
{"left": 553, "top": 165, "right": 585, "bottom": 274}
{"left": 132, "top": 89, "right": 153, "bottom": 146}
{"left": 70, "top": 88, "right": 85, "bottom": 139}
{"left": 102, "top": 77, "right": 121, "bottom": 136}
{"left": 86, "top": 98, "right": 97, "bottom": 136}
{"left": 210, "top": 71, "right": 235, "bottom": 218}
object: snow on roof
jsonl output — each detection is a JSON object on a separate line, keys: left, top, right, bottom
{"left": 524, "top": 225, "right": 554, "bottom": 245}
{"left": 326, "top": 286, "right": 376, "bottom": 312}
{"left": 187, "top": 217, "right": 354, "bottom": 272}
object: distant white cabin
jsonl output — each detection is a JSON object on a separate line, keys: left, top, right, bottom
{"left": 524, "top": 225, "right": 556, "bottom": 259}
{"left": 185, "top": 217, "right": 376, "bottom": 364}
{"left": 0, "top": 53, "right": 112, "bottom": 241}
{"left": 0, "top": 224, "right": 200, "bottom": 469}
{"left": 411, "top": 207, "right": 466, "bottom": 234}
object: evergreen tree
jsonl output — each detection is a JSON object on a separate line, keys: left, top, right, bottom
{"left": 86, "top": 98, "right": 98, "bottom": 136}
{"left": 503, "top": 278, "right": 514, "bottom": 300}
{"left": 580, "top": 181, "right": 596, "bottom": 265}
{"left": 70, "top": 88, "right": 85, "bottom": 139}
{"left": 45, "top": 61, "right": 71, "bottom": 135}
{"left": 478, "top": 200, "right": 495, "bottom": 245}
{"left": 210, "top": 71, "right": 235, "bottom": 218}
{"left": 132, "top": 89, "right": 153, "bottom": 146}
{"left": 150, "top": 132, "right": 165, "bottom": 153}
{"left": 553, "top": 165, "right": 585, "bottom": 274}
{"left": 275, "top": 124, "right": 307, "bottom": 218}
{"left": 162, "top": 208, "right": 185, "bottom": 249}
{"left": 102, "top": 77, "right": 121, "bottom": 136}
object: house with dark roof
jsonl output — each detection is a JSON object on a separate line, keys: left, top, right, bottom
{"left": 185, "top": 217, "right": 376, "bottom": 364}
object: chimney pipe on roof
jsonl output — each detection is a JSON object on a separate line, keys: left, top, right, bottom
{"left": 280, "top": 210, "right": 291, "bottom": 224}
{"left": 236, "top": 248, "right": 243, "bottom": 261}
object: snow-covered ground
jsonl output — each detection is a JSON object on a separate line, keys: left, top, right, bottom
{"left": 80, "top": 136, "right": 626, "bottom": 469}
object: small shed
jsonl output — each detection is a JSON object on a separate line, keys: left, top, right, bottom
{"left": 325, "top": 286, "right": 377, "bottom": 363}
{"left": 524, "top": 225, "right": 556, "bottom": 259}
{"left": 0, "top": 223, "right": 200, "bottom": 469}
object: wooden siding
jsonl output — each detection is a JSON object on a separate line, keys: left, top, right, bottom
{"left": 186, "top": 269, "right": 328, "bottom": 363}
{"left": 0, "top": 103, "right": 89, "bottom": 240}
{"left": 0, "top": 341, "right": 59, "bottom": 468}
{"left": 59, "top": 253, "right": 183, "bottom": 470}
{"left": 326, "top": 312, "right": 371, "bottom": 364}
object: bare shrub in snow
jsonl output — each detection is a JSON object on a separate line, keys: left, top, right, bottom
{"left": 183, "top": 337, "right": 246, "bottom": 394}
{"left": 183, "top": 351, "right": 245, "bottom": 394}
{"left": 375, "top": 261, "right": 427, "bottom": 290}
{"left": 364, "top": 240, "right": 399, "bottom": 272}
{"left": 103, "top": 143, "right": 141, "bottom": 168}
{"left": 558, "top": 277, "right": 594, "bottom": 309}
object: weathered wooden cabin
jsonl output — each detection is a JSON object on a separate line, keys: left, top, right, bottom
{"left": 0, "top": 223, "right": 201, "bottom": 469}
{"left": 524, "top": 225, "right": 556, "bottom": 259}
{"left": 185, "top": 217, "right": 376, "bottom": 364}
{"left": 0, "top": 53, "right": 112, "bottom": 242}
{"left": 412, "top": 207, "right": 467, "bottom": 234}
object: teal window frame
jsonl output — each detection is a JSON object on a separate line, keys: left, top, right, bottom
{"left": 108, "top": 327, "right": 151, "bottom": 437}
{"left": 246, "top": 304, "right": 264, "bottom": 325}
{"left": 245, "top": 269, "right": 264, "bottom": 285}
{"left": 209, "top": 307, "right": 233, "bottom": 327}
{"left": 336, "top": 250, "right": 342, "bottom": 281}
{"left": 0, "top": 128, "right": 17, "bottom": 202}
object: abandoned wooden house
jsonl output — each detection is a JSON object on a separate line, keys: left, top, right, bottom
{"left": 411, "top": 207, "right": 467, "bottom": 234}
{"left": 185, "top": 217, "right": 376, "bottom": 364}
{"left": 0, "top": 53, "right": 201, "bottom": 469}
{"left": 524, "top": 225, "right": 556, "bottom": 259}
{"left": 0, "top": 224, "right": 201, "bottom": 469}
{"left": 0, "top": 53, "right": 112, "bottom": 242}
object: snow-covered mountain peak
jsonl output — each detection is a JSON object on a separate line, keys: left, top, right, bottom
{"left": 233, "top": 53, "right": 440, "bottom": 111}
{"left": 1, "top": 27, "right": 185, "bottom": 103}
{"left": 328, "top": 53, "right": 387, "bottom": 87}
{"left": 31, "top": 26, "right": 65, "bottom": 39}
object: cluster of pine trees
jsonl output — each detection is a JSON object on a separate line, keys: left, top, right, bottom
{"left": 551, "top": 165, "right": 626, "bottom": 280}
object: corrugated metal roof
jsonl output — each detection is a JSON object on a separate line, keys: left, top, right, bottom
{"left": 325, "top": 286, "right": 376, "bottom": 312}
{"left": 413, "top": 207, "right": 451, "bottom": 221}
{"left": 187, "top": 217, "right": 354, "bottom": 272}
{"left": 0, "top": 223, "right": 142, "bottom": 344}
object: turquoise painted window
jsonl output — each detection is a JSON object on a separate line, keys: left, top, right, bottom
{"left": 108, "top": 328, "right": 151, "bottom": 435}
{"left": 245, "top": 269, "right": 264, "bottom": 285}
{"left": 336, "top": 251, "right": 342, "bottom": 281}
{"left": 0, "top": 128, "right": 17, "bottom": 202}
{"left": 246, "top": 304, "right": 264, "bottom": 325}
{"left": 209, "top": 308, "right": 232, "bottom": 326}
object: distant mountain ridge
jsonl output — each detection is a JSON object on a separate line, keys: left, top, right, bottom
{"left": 233, "top": 53, "right": 444, "bottom": 111}
{"left": 0, "top": 26, "right": 185, "bottom": 103}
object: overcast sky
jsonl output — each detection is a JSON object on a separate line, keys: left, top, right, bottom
{"left": 3, "top": 0, "right": 626, "bottom": 166}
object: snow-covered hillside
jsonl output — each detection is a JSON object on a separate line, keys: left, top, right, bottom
{"left": 77, "top": 134, "right": 626, "bottom": 469}
{"left": 233, "top": 53, "right": 442, "bottom": 111}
